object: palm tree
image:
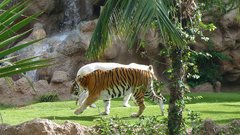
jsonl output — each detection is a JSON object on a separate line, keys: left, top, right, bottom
{"left": 0, "top": 0, "right": 53, "bottom": 78}
{"left": 86, "top": 0, "right": 196, "bottom": 134}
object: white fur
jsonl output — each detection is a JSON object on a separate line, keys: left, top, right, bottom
{"left": 77, "top": 62, "right": 152, "bottom": 78}
{"left": 77, "top": 63, "right": 127, "bottom": 78}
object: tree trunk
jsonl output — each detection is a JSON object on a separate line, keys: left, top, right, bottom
{"left": 168, "top": 48, "right": 185, "bottom": 135}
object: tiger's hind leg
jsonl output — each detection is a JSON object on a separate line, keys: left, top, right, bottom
{"left": 74, "top": 94, "right": 99, "bottom": 115}
{"left": 131, "top": 92, "right": 145, "bottom": 117}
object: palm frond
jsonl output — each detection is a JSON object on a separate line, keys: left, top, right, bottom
{"left": 86, "top": 0, "right": 119, "bottom": 59}
{"left": 0, "top": 0, "right": 11, "bottom": 9}
{"left": 0, "top": 29, "right": 32, "bottom": 49}
{"left": 86, "top": 0, "right": 186, "bottom": 59}
{"left": 0, "top": 38, "right": 42, "bottom": 57}
{"left": 0, "top": 0, "right": 53, "bottom": 78}
{"left": 0, "top": 64, "right": 52, "bottom": 78}
{"left": 0, "top": 11, "right": 42, "bottom": 42}
{"left": 0, "top": 58, "right": 53, "bottom": 74}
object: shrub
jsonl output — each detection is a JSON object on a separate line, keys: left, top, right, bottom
{"left": 187, "top": 47, "right": 230, "bottom": 87}
{"left": 94, "top": 116, "right": 168, "bottom": 135}
{"left": 38, "top": 93, "right": 59, "bottom": 102}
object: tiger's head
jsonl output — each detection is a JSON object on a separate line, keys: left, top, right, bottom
{"left": 148, "top": 65, "right": 157, "bottom": 80}
{"left": 70, "top": 80, "right": 79, "bottom": 96}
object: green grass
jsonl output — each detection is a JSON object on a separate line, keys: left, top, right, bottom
{"left": 0, "top": 92, "right": 240, "bottom": 126}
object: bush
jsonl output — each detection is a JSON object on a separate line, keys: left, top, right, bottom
{"left": 94, "top": 116, "right": 168, "bottom": 135}
{"left": 187, "top": 48, "right": 230, "bottom": 87}
{"left": 38, "top": 93, "right": 59, "bottom": 102}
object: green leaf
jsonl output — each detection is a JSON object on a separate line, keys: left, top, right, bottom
{"left": 0, "top": 58, "right": 53, "bottom": 73}
{"left": 86, "top": 0, "right": 118, "bottom": 59}
{"left": 0, "top": 6, "right": 27, "bottom": 31}
{"left": 0, "top": 11, "right": 42, "bottom": 42}
{"left": 0, "top": 56, "right": 17, "bottom": 63}
{"left": 0, "top": 29, "right": 32, "bottom": 49}
{"left": 0, "top": 0, "right": 53, "bottom": 79}
{"left": 0, "top": 64, "right": 52, "bottom": 78}
{"left": 0, "top": 1, "right": 29, "bottom": 29}
{"left": 0, "top": 0, "right": 11, "bottom": 9}
{"left": 13, "top": 56, "right": 41, "bottom": 64}
{"left": 0, "top": 38, "right": 42, "bottom": 58}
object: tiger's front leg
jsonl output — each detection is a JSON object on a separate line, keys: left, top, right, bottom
{"left": 100, "top": 99, "right": 111, "bottom": 115}
{"left": 131, "top": 92, "right": 145, "bottom": 117}
{"left": 100, "top": 91, "right": 111, "bottom": 115}
{"left": 74, "top": 104, "right": 87, "bottom": 115}
{"left": 74, "top": 94, "right": 99, "bottom": 115}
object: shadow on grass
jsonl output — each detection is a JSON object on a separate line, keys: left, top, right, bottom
{"left": 222, "top": 104, "right": 240, "bottom": 107}
{"left": 215, "top": 118, "right": 240, "bottom": 124}
{"left": 0, "top": 104, "right": 15, "bottom": 110}
{"left": 199, "top": 110, "right": 240, "bottom": 114}
{"left": 43, "top": 114, "right": 147, "bottom": 122}
{"left": 43, "top": 115, "right": 101, "bottom": 122}
{"left": 118, "top": 114, "right": 163, "bottom": 121}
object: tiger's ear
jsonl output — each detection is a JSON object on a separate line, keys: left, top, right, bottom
{"left": 148, "top": 65, "right": 157, "bottom": 79}
{"left": 148, "top": 65, "right": 153, "bottom": 71}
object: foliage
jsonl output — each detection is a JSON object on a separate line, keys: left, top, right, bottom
{"left": 38, "top": 92, "right": 59, "bottom": 102}
{"left": 152, "top": 79, "right": 165, "bottom": 95}
{"left": 186, "top": 46, "right": 230, "bottom": 87}
{"left": 95, "top": 116, "right": 168, "bottom": 135}
{"left": 225, "top": 121, "right": 240, "bottom": 135}
{"left": 0, "top": 0, "right": 53, "bottom": 78}
{"left": 198, "top": 0, "right": 240, "bottom": 15}
{"left": 196, "top": 119, "right": 240, "bottom": 135}
{"left": 185, "top": 109, "right": 202, "bottom": 134}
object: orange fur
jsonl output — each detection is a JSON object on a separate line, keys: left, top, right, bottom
{"left": 74, "top": 67, "right": 162, "bottom": 117}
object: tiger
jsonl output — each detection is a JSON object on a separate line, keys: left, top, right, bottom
{"left": 73, "top": 66, "right": 165, "bottom": 117}
{"left": 72, "top": 79, "right": 133, "bottom": 108}
{"left": 72, "top": 62, "right": 155, "bottom": 107}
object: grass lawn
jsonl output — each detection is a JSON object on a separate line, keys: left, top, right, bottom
{"left": 0, "top": 92, "right": 240, "bottom": 126}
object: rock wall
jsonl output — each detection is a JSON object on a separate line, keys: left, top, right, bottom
{"left": 199, "top": 9, "right": 240, "bottom": 86}
{"left": 0, "top": 70, "right": 72, "bottom": 106}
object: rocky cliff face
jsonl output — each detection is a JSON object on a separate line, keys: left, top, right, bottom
{"left": 200, "top": 9, "right": 240, "bottom": 86}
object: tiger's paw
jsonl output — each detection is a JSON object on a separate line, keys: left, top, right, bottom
{"left": 130, "top": 113, "right": 140, "bottom": 118}
{"left": 90, "top": 104, "right": 97, "bottom": 108}
{"left": 74, "top": 109, "right": 82, "bottom": 115}
{"left": 100, "top": 112, "right": 109, "bottom": 115}
{"left": 123, "top": 104, "right": 131, "bottom": 107}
